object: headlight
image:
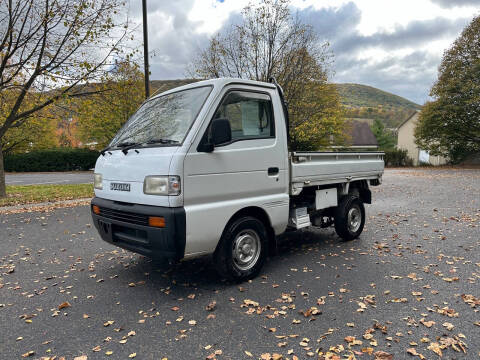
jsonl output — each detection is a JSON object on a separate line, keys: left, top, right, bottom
{"left": 143, "top": 175, "right": 181, "bottom": 196}
{"left": 94, "top": 173, "right": 103, "bottom": 190}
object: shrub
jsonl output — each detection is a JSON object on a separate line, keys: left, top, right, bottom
{"left": 384, "top": 148, "right": 413, "bottom": 167}
{"left": 4, "top": 148, "right": 99, "bottom": 172}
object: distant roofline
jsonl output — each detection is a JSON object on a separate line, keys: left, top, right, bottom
{"left": 397, "top": 110, "right": 420, "bottom": 130}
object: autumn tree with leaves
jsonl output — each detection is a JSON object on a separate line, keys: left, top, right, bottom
{"left": 76, "top": 60, "right": 145, "bottom": 149}
{"left": 0, "top": 89, "right": 58, "bottom": 154}
{"left": 190, "top": 0, "right": 345, "bottom": 151}
{"left": 0, "top": 0, "right": 128, "bottom": 197}
{"left": 415, "top": 15, "right": 480, "bottom": 163}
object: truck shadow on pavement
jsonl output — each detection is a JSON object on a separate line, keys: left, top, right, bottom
{"left": 116, "top": 226, "right": 347, "bottom": 293}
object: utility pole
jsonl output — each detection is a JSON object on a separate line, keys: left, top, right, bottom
{"left": 142, "top": 0, "right": 150, "bottom": 99}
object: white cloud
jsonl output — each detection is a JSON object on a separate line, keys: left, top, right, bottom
{"left": 126, "top": 0, "right": 479, "bottom": 103}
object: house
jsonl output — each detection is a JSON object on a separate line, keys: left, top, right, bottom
{"left": 344, "top": 120, "right": 379, "bottom": 150}
{"left": 396, "top": 111, "right": 447, "bottom": 166}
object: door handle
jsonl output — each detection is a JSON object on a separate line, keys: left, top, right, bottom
{"left": 268, "top": 167, "right": 279, "bottom": 176}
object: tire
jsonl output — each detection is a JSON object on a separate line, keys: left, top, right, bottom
{"left": 214, "top": 216, "right": 268, "bottom": 282}
{"left": 334, "top": 195, "right": 365, "bottom": 241}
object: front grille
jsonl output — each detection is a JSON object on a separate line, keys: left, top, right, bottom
{"left": 98, "top": 207, "right": 149, "bottom": 226}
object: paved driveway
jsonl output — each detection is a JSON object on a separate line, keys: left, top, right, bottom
{"left": 0, "top": 168, "right": 479, "bottom": 359}
{"left": 5, "top": 171, "right": 93, "bottom": 185}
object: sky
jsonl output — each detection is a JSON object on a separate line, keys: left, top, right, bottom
{"left": 127, "top": 0, "right": 479, "bottom": 104}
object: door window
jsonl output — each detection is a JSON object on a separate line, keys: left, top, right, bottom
{"left": 212, "top": 91, "right": 274, "bottom": 143}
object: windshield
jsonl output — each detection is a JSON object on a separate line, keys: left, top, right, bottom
{"left": 110, "top": 85, "right": 212, "bottom": 147}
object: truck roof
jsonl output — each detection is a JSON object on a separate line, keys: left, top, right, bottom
{"left": 153, "top": 77, "right": 277, "bottom": 99}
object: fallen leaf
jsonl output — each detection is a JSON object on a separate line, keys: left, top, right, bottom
{"left": 427, "top": 342, "right": 442, "bottom": 357}
{"left": 128, "top": 353, "right": 137, "bottom": 358}
{"left": 374, "top": 351, "right": 393, "bottom": 360}
{"left": 58, "top": 302, "right": 71, "bottom": 310}
{"left": 406, "top": 348, "right": 426, "bottom": 359}
{"left": 206, "top": 301, "right": 217, "bottom": 311}
{"left": 442, "top": 322, "right": 454, "bottom": 331}
{"left": 420, "top": 318, "right": 435, "bottom": 328}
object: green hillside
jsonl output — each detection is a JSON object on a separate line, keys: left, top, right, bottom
{"left": 336, "top": 83, "right": 421, "bottom": 128}
{"left": 336, "top": 83, "right": 420, "bottom": 110}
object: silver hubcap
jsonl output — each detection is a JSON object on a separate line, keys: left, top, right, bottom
{"left": 232, "top": 230, "right": 261, "bottom": 271}
{"left": 347, "top": 205, "right": 362, "bottom": 233}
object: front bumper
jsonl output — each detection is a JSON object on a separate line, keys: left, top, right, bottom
{"left": 91, "top": 197, "right": 186, "bottom": 260}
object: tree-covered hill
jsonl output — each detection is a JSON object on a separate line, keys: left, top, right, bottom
{"left": 336, "top": 83, "right": 421, "bottom": 128}
{"left": 336, "top": 83, "right": 420, "bottom": 110}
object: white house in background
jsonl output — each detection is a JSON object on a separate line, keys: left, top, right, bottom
{"left": 396, "top": 111, "right": 448, "bottom": 166}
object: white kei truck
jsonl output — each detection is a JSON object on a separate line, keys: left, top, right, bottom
{"left": 91, "top": 78, "right": 384, "bottom": 281}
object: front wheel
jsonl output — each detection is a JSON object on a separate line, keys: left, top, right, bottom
{"left": 214, "top": 216, "right": 267, "bottom": 282}
{"left": 334, "top": 195, "right": 365, "bottom": 241}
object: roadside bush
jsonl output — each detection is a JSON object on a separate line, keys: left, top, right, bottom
{"left": 4, "top": 148, "right": 99, "bottom": 172}
{"left": 384, "top": 148, "right": 413, "bottom": 167}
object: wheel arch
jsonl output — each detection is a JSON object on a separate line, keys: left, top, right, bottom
{"left": 215, "top": 206, "right": 276, "bottom": 255}
{"left": 349, "top": 180, "right": 371, "bottom": 204}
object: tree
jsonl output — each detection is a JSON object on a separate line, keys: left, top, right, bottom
{"left": 0, "top": 0, "right": 128, "bottom": 197}
{"left": 0, "top": 88, "right": 57, "bottom": 154}
{"left": 415, "top": 15, "right": 480, "bottom": 163}
{"left": 1, "top": 114, "right": 58, "bottom": 154}
{"left": 76, "top": 60, "right": 145, "bottom": 149}
{"left": 189, "top": 0, "right": 344, "bottom": 151}
{"left": 371, "top": 118, "right": 396, "bottom": 150}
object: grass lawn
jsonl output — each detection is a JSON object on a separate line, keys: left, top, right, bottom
{"left": 1, "top": 183, "right": 93, "bottom": 207}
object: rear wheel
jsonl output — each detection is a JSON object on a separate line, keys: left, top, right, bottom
{"left": 334, "top": 195, "right": 365, "bottom": 241}
{"left": 214, "top": 216, "right": 267, "bottom": 281}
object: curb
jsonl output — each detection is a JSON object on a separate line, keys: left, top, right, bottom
{"left": 0, "top": 198, "right": 92, "bottom": 214}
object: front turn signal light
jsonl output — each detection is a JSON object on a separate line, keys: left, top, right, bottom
{"left": 92, "top": 205, "right": 100, "bottom": 215}
{"left": 148, "top": 216, "right": 165, "bottom": 228}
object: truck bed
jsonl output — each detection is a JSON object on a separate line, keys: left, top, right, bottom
{"left": 289, "top": 151, "right": 384, "bottom": 194}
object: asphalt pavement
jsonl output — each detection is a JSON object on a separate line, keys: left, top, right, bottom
{"left": 6, "top": 171, "right": 93, "bottom": 185}
{"left": 0, "top": 168, "right": 479, "bottom": 359}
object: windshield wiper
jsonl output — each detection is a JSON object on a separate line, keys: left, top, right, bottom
{"left": 146, "top": 138, "right": 179, "bottom": 145}
{"left": 100, "top": 146, "right": 112, "bottom": 156}
{"left": 115, "top": 141, "right": 141, "bottom": 155}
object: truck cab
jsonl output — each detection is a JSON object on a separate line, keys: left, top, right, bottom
{"left": 91, "top": 78, "right": 384, "bottom": 281}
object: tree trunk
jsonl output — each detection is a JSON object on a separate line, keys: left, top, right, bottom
{"left": 0, "top": 145, "right": 6, "bottom": 198}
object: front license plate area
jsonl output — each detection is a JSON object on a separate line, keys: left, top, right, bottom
{"left": 98, "top": 219, "right": 113, "bottom": 241}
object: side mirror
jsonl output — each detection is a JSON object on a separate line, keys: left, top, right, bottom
{"left": 198, "top": 118, "right": 231, "bottom": 153}
{"left": 211, "top": 118, "right": 231, "bottom": 145}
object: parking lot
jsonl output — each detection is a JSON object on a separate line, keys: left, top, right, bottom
{"left": 1, "top": 168, "right": 479, "bottom": 359}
